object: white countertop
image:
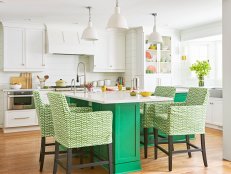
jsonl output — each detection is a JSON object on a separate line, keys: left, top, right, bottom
{"left": 63, "top": 91, "right": 173, "bottom": 104}
{"left": 2, "top": 88, "right": 54, "bottom": 92}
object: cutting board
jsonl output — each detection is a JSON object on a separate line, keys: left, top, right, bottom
{"left": 20, "top": 72, "right": 32, "bottom": 89}
{"left": 10, "top": 77, "right": 27, "bottom": 89}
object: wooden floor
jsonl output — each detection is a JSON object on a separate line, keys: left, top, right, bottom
{"left": 0, "top": 128, "right": 230, "bottom": 174}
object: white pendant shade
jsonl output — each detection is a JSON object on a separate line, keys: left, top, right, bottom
{"left": 149, "top": 31, "right": 163, "bottom": 43}
{"left": 148, "top": 13, "right": 162, "bottom": 43}
{"left": 82, "top": 22, "right": 98, "bottom": 41}
{"left": 82, "top": 7, "right": 98, "bottom": 41}
{"left": 107, "top": 1, "right": 128, "bottom": 30}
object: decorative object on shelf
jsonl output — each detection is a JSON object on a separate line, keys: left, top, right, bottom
{"left": 190, "top": 60, "right": 211, "bottom": 87}
{"left": 107, "top": 0, "right": 128, "bottom": 30}
{"left": 148, "top": 44, "right": 157, "bottom": 50}
{"left": 37, "top": 75, "right": 49, "bottom": 88}
{"left": 146, "top": 65, "right": 157, "bottom": 74}
{"left": 181, "top": 55, "right": 187, "bottom": 60}
{"left": 82, "top": 6, "right": 98, "bottom": 41}
{"left": 118, "top": 84, "right": 123, "bottom": 91}
{"left": 148, "top": 13, "right": 163, "bottom": 43}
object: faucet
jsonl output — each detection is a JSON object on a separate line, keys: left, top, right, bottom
{"left": 71, "top": 79, "right": 76, "bottom": 94}
{"left": 76, "top": 62, "right": 86, "bottom": 93}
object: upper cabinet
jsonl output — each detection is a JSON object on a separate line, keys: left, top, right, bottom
{"left": 1, "top": 22, "right": 45, "bottom": 72}
{"left": 46, "top": 24, "right": 95, "bottom": 55}
{"left": 90, "top": 30, "right": 126, "bottom": 72}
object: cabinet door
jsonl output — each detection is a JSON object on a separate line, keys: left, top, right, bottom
{"left": 206, "top": 102, "right": 213, "bottom": 124}
{"left": 212, "top": 99, "right": 223, "bottom": 126}
{"left": 92, "top": 31, "right": 108, "bottom": 71}
{"left": 25, "top": 29, "right": 45, "bottom": 70}
{"left": 4, "top": 27, "right": 25, "bottom": 71}
{"left": 107, "top": 31, "right": 126, "bottom": 71}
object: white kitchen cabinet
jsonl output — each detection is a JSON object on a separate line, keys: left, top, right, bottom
{"left": 90, "top": 30, "right": 126, "bottom": 72}
{"left": 2, "top": 24, "right": 45, "bottom": 72}
{"left": 4, "top": 27, "right": 25, "bottom": 70}
{"left": 107, "top": 30, "right": 126, "bottom": 71}
{"left": 206, "top": 97, "right": 223, "bottom": 129}
{"left": 25, "top": 29, "right": 45, "bottom": 69}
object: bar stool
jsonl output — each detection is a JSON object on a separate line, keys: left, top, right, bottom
{"left": 47, "top": 92, "right": 113, "bottom": 174}
{"left": 153, "top": 88, "right": 209, "bottom": 171}
{"left": 33, "top": 91, "right": 93, "bottom": 171}
{"left": 141, "top": 86, "right": 176, "bottom": 158}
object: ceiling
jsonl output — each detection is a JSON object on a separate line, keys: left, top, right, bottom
{"left": 0, "top": 0, "right": 222, "bottom": 30}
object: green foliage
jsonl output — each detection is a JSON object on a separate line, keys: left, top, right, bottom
{"left": 190, "top": 60, "right": 211, "bottom": 78}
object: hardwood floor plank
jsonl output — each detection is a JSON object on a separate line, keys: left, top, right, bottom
{"left": 0, "top": 128, "right": 230, "bottom": 174}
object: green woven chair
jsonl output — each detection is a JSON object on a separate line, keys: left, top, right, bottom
{"left": 153, "top": 87, "right": 209, "bottom": 171}
{"left": 141, "top": 86, "right": 176, "bottom": 158}
{"left": 47, "top": 92, "right": 113, "bottom": 174}
{"left": 33, "top": 91, "right": 93, "bottom": 171}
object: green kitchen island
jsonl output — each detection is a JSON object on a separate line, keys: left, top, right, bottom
{"left": 64, "top": 91, "right": 173, "bottom": 174}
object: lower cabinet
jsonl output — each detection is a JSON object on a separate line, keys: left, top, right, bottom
{"left": 206, "top": 97, "right": 223, "bottom": 129}
{"left": 4, "top": 109, "right": 38, "bottom": 128}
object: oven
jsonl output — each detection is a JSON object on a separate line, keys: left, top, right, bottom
{"left": 7, "top": 91, "right": 35, "bottom": 110}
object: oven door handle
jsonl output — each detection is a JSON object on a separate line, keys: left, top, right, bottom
{"left": 8, "top": 95, "right": 34, "bottom": 98}
{"left": 14, "top": 117, "right": 30, "bottom": 120}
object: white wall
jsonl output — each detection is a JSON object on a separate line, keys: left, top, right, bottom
{"left": 223, "top": 0, "right": 231, "bottom": 161}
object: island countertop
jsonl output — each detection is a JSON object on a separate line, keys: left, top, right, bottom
{"left": 63, "top": 91, "right": 173, "bottom": 104}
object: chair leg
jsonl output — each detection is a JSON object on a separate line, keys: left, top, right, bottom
{"left": 90, "top": 146, "right": 94, "bottom": 169}
{"left": 53, "top": 141, "right": 59, "bottom": 174}
{"left": 66, "top": 148, "right": 72, "bottom": 174}
{"left": 168, "top": 135, "right": 173, "bottom": 171}
{"left": 186, "top": 135, "right": 192, "bottom": 158}
{"left": 201, "top": 134, "right": 208, "bottom": 167}
{"left": 108, "top": 143, "right": 113, "bottom": 174}
{"left": 40, "top": 137, "right": 45, "bottom": 172}
{"left": 144, "top": 128, "right": 148, "bottom": 158}
{"left": 80, "top": 147, "right": 84, "bottom": 165}
{"left": 154, "top": 128, "right": 158, "bottom": 160}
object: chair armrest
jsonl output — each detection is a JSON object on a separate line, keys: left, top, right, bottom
{"left": 151, "top": 102, "right": 173, "bottom": 116}
{"left": 70, "top": 107, "right": 93, "bottom": 113}
{"left": 169, "top": 105, "right": 207, "bottom": 134}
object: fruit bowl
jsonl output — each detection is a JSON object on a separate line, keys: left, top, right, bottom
{"left": 10, "top": 84, "right": 22, "bottom": 89}
{"left": 140, "top": 91, "right": 153, "bottom": 97}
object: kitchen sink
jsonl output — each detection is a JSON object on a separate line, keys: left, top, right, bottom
{"left": 209, "top": 88, "right": 223, "bottom": 98}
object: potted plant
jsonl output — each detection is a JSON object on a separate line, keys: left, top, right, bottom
{"left": 189, "top": 60, "right": 211, "bottom": 87}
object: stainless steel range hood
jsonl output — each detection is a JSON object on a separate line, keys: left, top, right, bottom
{"left": 45, "top": 24, "right": 95, "bottom": 55}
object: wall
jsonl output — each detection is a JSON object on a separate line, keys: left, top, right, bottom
{"left": 223, "top": 0, "right": 231, "bottom": 161}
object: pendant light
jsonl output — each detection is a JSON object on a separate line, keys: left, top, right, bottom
{"left": 149, "top": 13, "right": 163, "bottom": 43}
{"left": 107, "top": 0, "right": 128, "bottom": 30}
{"left": 82, "top": 6, "right": 98, "bottom": 41}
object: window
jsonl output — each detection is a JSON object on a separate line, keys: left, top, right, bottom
{"left": 183, "top": 36, "right": 222, "bottom": 80}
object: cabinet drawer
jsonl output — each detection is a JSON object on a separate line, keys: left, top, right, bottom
{"left": 4, "top": 110, "right": 38, "bottom": 128}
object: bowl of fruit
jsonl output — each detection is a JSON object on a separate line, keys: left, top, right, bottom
{"left": 140, "top": 91, "right": 153, "bottom": 97}
{"left": 10, "top": 83, "right": 22, "bottom": 89}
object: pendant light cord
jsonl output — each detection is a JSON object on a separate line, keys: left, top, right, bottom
{"left": 152, "top": 13, "right": 157, "bottom": 31}
{"left": 87, "top": 6, "right": 92, "bottom": 22}
{"left": 116, "top": 0, "right": 119, "bottom": 7}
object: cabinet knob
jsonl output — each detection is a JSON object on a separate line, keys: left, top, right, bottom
{"left": 94, "top": 65, "right": 96, "bottom": 67}
{"left": 42, "top": 64, "right": 45, "bottom": 66}
{"left": 110, "top": 65, "right": 112, "bottom": 67}
{"left": 22, "top": 63, "right": 25, "bottom": 66}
